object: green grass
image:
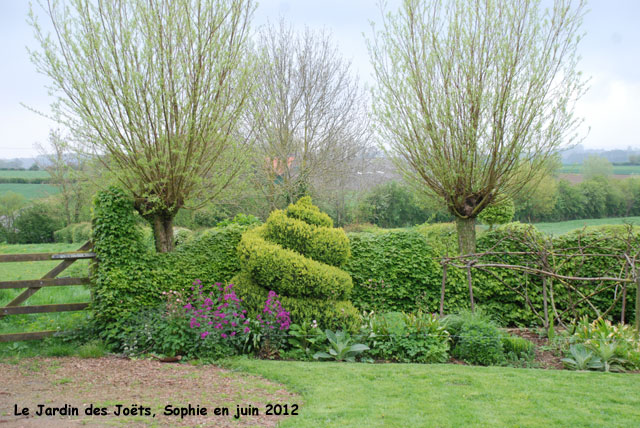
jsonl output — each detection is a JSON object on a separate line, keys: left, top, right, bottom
{"left": 0, "top": 243, "right": 91, "bottom": 335}
{"left": 226, "top": 359, "right": 640, "bottom": 428}
{"left": 0, "top": 170, "right": 50, "bottom": 179}
{"left": 0, "top": 183, "right": 60, "bottom": 200}
{"left": 559, "top": 164, "right": 640, "bottom": 175}
{"left": 532, "top": 216, "right": 640, "bottom": 235}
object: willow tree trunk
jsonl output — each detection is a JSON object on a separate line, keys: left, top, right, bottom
{"left": 456, "top": 217, "right": 476, "bottom": 255}
{"left": 153, "top": 215, "right": 174, "bottom": 253}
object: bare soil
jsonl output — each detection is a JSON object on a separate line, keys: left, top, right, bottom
{"left": 505, "top": 328, "right": 564, "bottom": 370}
{"left": 0, "top": 356, "right": 300, "bottom": 428}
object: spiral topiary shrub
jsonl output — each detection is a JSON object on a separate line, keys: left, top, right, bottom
{"left": 231, "top": 197, "right": 360, "bottom": 331}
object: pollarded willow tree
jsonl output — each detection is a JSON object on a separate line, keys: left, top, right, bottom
{"left": 245, "top": 20, "right": 371, "bottom": 211}
{"left": 29, "top": 0, "right": 256, "bottom": 252}
{"left": 368, "top": 0, "right": 588, "bottom": 254}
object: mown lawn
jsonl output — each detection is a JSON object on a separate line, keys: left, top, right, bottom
{"left": 533, "top": 216, "right": 640, "bottom": 235}
{"left": 226, "top": 359, "right": 640, "bottom": 428}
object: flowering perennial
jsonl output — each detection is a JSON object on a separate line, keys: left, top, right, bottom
{"left": 184, "top": 280, "right": 249, "bottom": 341}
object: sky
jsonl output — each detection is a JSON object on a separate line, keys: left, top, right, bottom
{"left": 0, "top": 0, "right": 638, "bottom": 158}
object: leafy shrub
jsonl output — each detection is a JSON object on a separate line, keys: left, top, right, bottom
{"left": 553, "top": 226, "right": 638, "bottom": 322}
{"left": 444, "top": 309, "right": 505, "bottom": 366}
{"left": 285, "top": 196, "right": 333, "bottom": 227}
{"left": 13, "top": 205, "right": 61, "bottom": 243}
{"left": 356, "top": 181, "right": 433, "bottom": 228}
{"left": 501, "top": 334, "right": 535, "bottom": 362}
{"left": 453, "top": 320, "right": 505, "bottom": 366}
{"left": 72, "top": 222, "right": 92, "bottom": 242}
{"left": 284, "top": 320, "right": 327, "bottom": 360}
{"left": 216, "top": 213, "right": 262, "bottom": 227}
{"left": 231, "top": 197, "right": 360, "bottom": 331}
{"left": 237, "top": 226, "right": 352, "bottom": 300}
{"left": 478, "top": 197, "right": 515, "bottom": 228}
{"left": 55, "top": 222, "right": 92, "bottom": 243}
{"left": 368, "top": 312, "right": 450, "bottom": 363}
{"left": 264, "top": 209, "right": 350, "bottom": 267}
{"left": 91, "top": 188, "right": 248, "bottom": 347}
{"left": 568, "top": 317, "right": 639, "bottom": 371}
{"left": 173, "top": 227, "right": 193, "bottom": 247}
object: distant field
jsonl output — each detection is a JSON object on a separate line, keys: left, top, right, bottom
{"left": 0, "top": 183, "right": 60, "bottom": 199}
{"left": 0, "top": 243, "right": 90, "bottom": 335}
{"left": 559, "top": 164, "right": 640, "bottom": 175}
{"left": 0, "top": 170, "right": 50, "bottom": 179}
{"left": 533, "top": 216, "right": 640, "bottom": 235}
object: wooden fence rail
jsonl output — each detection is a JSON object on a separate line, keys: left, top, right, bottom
{"left": 0, "top": 241, "right": 95, "bottom": 342}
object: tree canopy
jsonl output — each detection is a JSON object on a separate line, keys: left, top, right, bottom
{"left": 29, "top": 0, "right": 256, "bottom": 252}
{"left": 368, "top": 0, "right": 588, "bottom": 253}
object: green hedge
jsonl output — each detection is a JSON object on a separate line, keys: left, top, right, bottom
{"left": 231, "top": 197, "right": 360, "bottom": 331}
{"left": 54, "top": 222, "right": 92, "bottom": 243}
{"left": 348, "top": 222, "right": 638, "bottom": 326}
{"left": 264, "top": 209, "right": 350, "bottom": 267}
{"left": 237, "top": 226, "right": 352, "bottom": 300}
{"left": 346, "top": 230, "right": 468, "bottom": 314}
{"left": 284, "top": 196, "right": 333, "bottom": 227}
{"left": 91, "top": 188, "right": 247, "bottom": 345}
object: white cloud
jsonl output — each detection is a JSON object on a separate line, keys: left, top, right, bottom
{"left": 575, "top": 74, "right": 640, "bottom": 150}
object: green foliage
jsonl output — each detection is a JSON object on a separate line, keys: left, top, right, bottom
{"left": 216, "top": 213, "right": 262, "bottom": 228}
{"left": 367, "top": 311, "right": 450, "bottom": 363}
{"left": 501, "top": 334, "right": 535, "bottom": 362}
{"left": 264, "top": 209, "right": 350, "bottom": 267}
{"left": 453, "top": 320, "right": 505, "bottom": 366}
{"left": 54, "top": 222, "right": 91, "bottom": 243}
{"left": 583, "top": 155, "right": 613, "bottom": 180}
{"left": 173, "top": 227, "right": 193, "bottom": 247}
{"left": 231, "top": 272, "right": 362, "bottom": 333}
{"left": 474, "top": 223, "right": 546, "bottom": 326}
{"left": 313, "top": 329, "right": 370, "bottom": 362}
{"left": 285, "top": 196, "right": 333, "bottom": 227}
{"left": 284, "top": 321, "right": 327, "bottom": 361}
{"left": 347, "top": 230, "right": 467, "bottom": 314}
{"left": 478, "top": 197, "right": 515, "bottom": 228}
{"left": 561, "top": 344, "right": 604, "bottom": 371}
{"left": 13, "top": 204, "right": 62, "bottom": 243}
{"left": 444, "top": 309, "right": 505, "bottom": 366}
{"left": 553, "top": 226, "right": 637, "bottom": 322}
{"left": 237, "top": 227, "right": 352, "bottom": 300}
{"left": 90, "top": 187, "right": 247, "bottom": 346}
{"left": 568, "top": 317, "right": 639, "bottom": 371}
{"left": 232, "top": 197, "right": 360, "bottom": 331}
{"left": 356, "top": 181, "right": 435, "bottom": 228}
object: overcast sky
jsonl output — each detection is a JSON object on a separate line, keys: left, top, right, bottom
{"left": 0, "top": 0, "right": 638, "bottom": 158}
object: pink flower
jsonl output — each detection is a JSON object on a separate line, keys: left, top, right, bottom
{"left": 244, "top": 327, "right": 250, "bottom": 333}
{"left": 221, "top": 333, "right": 227, "bottom": 339}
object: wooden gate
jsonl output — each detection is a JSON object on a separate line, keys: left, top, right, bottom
{"left": 0, "top": 241, "right": 95, "bottom": 342}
